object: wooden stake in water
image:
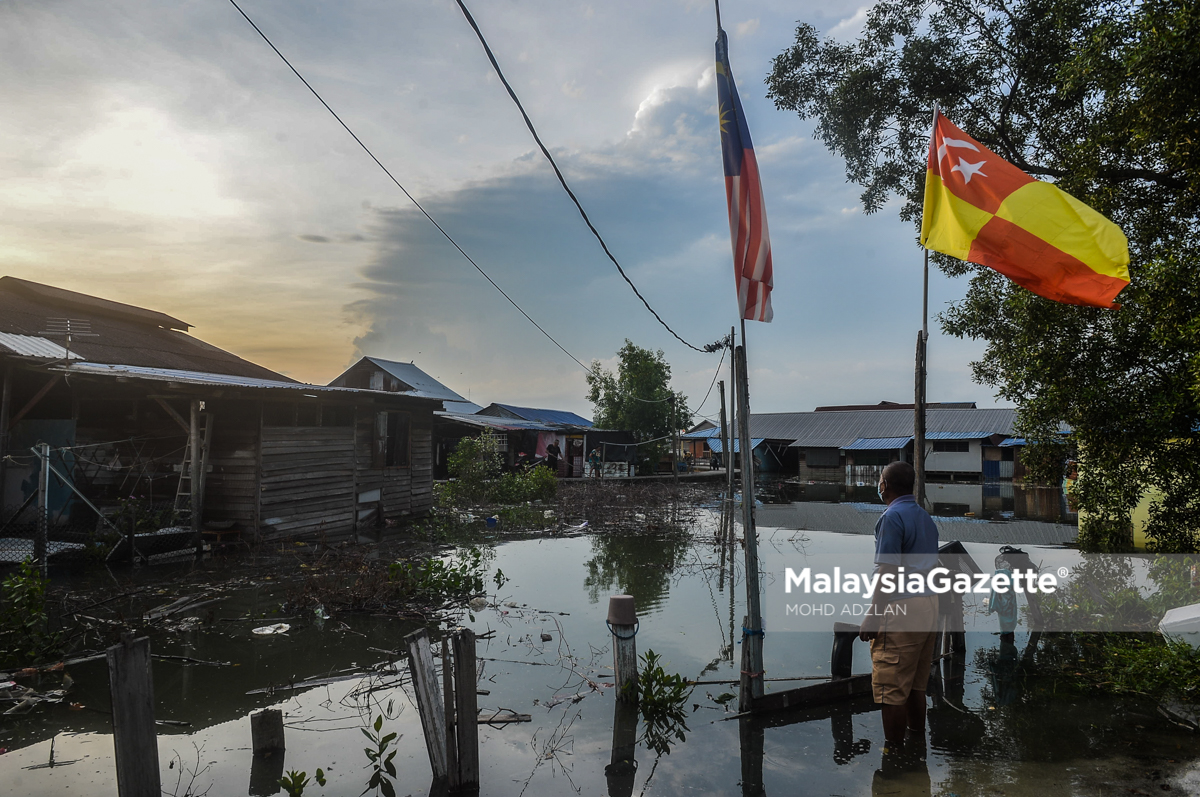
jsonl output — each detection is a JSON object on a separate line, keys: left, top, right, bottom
{"left": 403, "top": 629, "right": 449, "bottom": 783}
{"left": 107, "top": 635, "right": 161, "bottom": 797}
{"left": 452, "top": 629, "right": 480, "bottom": 787}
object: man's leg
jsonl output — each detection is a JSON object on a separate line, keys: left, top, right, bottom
{"left": 880, "top": 704, "right": 908, "bottom": 748}
{"left": 906, "top": 688, "right": 926, "bottom": 733}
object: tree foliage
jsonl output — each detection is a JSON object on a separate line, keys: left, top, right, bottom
{"left": 767, "top": 0, "right": 1200, "bottom": 550}
{"left": 586, "top": 340, "right": 690, "bottom": 474}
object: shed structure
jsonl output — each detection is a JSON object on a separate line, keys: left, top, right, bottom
{"left": 0, "top": 278, "right": 438, "bottom": 559}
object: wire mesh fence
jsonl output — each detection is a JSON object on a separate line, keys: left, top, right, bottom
{"left": 0, "top": 499, "right": 196, "bottom": 566}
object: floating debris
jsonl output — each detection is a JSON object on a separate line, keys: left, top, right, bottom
{"left": 252, "top": 623, "right": 291, "bottom": 636}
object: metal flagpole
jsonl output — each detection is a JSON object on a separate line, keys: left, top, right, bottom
{"left": 914, "top": 103, "right": 939, "bottom": 509}
{"left": 736, "top": 318, "right": 764, "bottom": 710}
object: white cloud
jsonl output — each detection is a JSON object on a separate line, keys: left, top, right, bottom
{"left": 828, "top": 6, "right": 870, "bottom": 41}
{"left": 735, "top": 18, "right": 760, "bottom": 37}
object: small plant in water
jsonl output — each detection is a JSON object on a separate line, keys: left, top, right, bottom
{"left": 636, "top": 650, "right": 694, "bottom": 756}
{"left": 278, "top": 768, "right": 325, "bottom": 797}
{"left": 362, "top": 713, "right": 399, "bottom": 797}
{"left": 0, "top": 559, "right": 62, "bottom": 668}
{"left": 388, "top": 546, "right": 489, "bottom": 597}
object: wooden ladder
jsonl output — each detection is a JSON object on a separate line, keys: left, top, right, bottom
{"left": 173, "top": 413, "right": 213, "bottom": 521}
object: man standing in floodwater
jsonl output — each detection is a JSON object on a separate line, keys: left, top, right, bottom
{"left": 858, "top": 461, "right": 939, "bottom": 759}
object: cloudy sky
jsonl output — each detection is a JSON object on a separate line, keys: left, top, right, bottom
{"left": 0, "top": 0, "right": 1002, "bottom": 419}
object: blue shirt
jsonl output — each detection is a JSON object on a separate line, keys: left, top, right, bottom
{"left": 873, "top": 494, "right": 940, "bottom": 601}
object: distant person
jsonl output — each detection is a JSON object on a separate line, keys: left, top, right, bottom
{"left": 588, "top": 448, "right": 602, "bottom": 478}
{"left": 544, "top": 440, "right": 561, "bottom": 474}
{"left": 858, "top": 461, "right": 939, "bottom": 761}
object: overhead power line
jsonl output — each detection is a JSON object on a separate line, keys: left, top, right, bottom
{"left": 452, "top": 0, "right": 726, "bottom": 355}
{"left": 227, "top": 0, "right": 592, "bottom": 373}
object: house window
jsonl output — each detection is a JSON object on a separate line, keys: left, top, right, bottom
{"left": 375, "top": 411, "right": 410, "bottom": 467}
{"left": 932, "top": 441, "right": 970, "bottom": 453}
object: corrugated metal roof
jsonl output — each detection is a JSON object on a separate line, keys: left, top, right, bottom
{"left": 924, "top": 431, "right": 998, "bottom": 440}
{"left": 707, "top": 438, "right": 764, "bottom": 453}
{"left": 435, "top": 412, "right": 557, "bottom": 432}
{"left": 999, "top": 437, "right": 1026, "bottom": 447}
{"left": 681, "top": 427, "right": 721, "bottom": 439}
{"left": 0, "top": 332, "right": 81, "bottom": 360}
{"left": 845, "top": 436, "right": 913, "bottom": 450}
{"left": 774, "top": 408, "right": 1019, "bottom": 448}
{"left": 56, "top": 362, "right": 439, "bottom": 402}
{"left": 362, "top": 358, "right": 484, "bottom": 412}
{"left": 480, "top": 403, "right": 593, "bottom": 428}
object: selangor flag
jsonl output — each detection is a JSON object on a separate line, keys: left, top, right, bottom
{"left": 716, "top": 29, "right": 773, "bottom": 322}
{"left": 922, "top": 112, "right": 1130, "bottom": 308}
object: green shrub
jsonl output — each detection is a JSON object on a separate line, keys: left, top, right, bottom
{"left": 0, "top": 560, "right": 61, "bottom": 667}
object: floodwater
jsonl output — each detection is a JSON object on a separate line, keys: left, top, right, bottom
{"left": 3, "top": 497, "right": 1198, "bottom": 797}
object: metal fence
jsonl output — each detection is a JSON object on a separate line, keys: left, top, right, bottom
{"left": 0, "top": 499, "right": 197, "bottom": 567}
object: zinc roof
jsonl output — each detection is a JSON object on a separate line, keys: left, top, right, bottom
{"left": 844, "top": 436, "right": 913, "bottom": 450}
{"left": 479, "top": 403, "right": 593, "bottom": 428}
{"left": 760, "top": 408, "right": 1019, "bottom": 448}
{"left": 0, "top": 332, "right": 81, "bottom": 360}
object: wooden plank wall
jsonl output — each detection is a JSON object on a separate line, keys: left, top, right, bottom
{"left": 354, "top": 408, "right": 435, "bottom": 526}
{"left": 203, "top": 426, "right": 258, "bottom": 530}
{"left": 259, "top": 426, "right": 356, "bottom": 541}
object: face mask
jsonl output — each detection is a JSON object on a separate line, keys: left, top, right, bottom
{"left": 877, "top": 484, "right": 885, "bottom": 502}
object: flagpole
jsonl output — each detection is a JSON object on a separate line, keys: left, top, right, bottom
{"left": 714, "top": 0, "right": 721, "bottom": 31}
{"left": 736, "top": 317, "right": 764, "bottom": 711}
{"left": 914, "top": 103, "right": 938, "bottom": 509}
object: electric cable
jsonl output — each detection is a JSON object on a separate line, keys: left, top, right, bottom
{"left": 227, "top": 0, "right": 592, "bottom": 373}
{"left": 452, "top": 0, "right": 726, "bottom": 355}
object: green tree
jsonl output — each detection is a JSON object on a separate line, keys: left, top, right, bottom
{"left": 586, "top": 341, "right": 691, "bottom": 474}
{"left": 767, "top": 0, "right": 1200, "bottom": 551}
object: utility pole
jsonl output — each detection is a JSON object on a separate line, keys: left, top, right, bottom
{"left": 670, "top": 395, "right": 679, "bottom": 485}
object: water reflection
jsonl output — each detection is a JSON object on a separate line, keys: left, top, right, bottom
{"left": 583, "top": 532, "right": 691, "bottom": 613}
{"left": 767, "top": 476, "right": 1075, "bottom": 524}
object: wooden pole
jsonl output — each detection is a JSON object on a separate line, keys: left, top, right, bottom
{"left": 107, "top": 635, "right": 161, "bottom": 797}
{"left": 441, "top": 638, "right": 460, "bottom": 789}
{"left": 404, "top": 629, "right": 450, "bottom": 783}
{"left": 670, "top": 395, "right": 679, "bottom": 484}
{"left": 451, "top": 629, "right": 479, "bottom": 787}
{"left": 608, "top": 596, "right": 639, "bottom": 702}
{"left": 913, "top": 330, "right": 928, "bottom": 508}
{"left": 0, "top": 365, "right": 11, "bottom": 496}
{"left": 735, "top": 333, "right": 764, "bottom": 710}
{"left": 728, "top": 326, "right": 736, "bottom": 495}
{"left": 189, "top": 400, "right": 201, "bottom": 548}
{"left": 35, "top": 441, "right": 49, "bottom": 575}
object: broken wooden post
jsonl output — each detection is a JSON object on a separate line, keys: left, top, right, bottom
{"left": 404, "top": 629, "right": 449, "bottom": 783}
{"left": 107, "top": 635, "right": 161, "bottom": 797}
{"left": 608, "top": 595, "right": 638, "bottom": 702}
{"left": 251, "top": 708, "right": 285, "bottom": 755}
{"left": 451, "top": 628, "right": 479, "bottom": 788}
{"left": 441, "top": 638, "right": 460, "bottom": 789}
{"left": 248, "top": 708, "right": 286, "bottom": 796}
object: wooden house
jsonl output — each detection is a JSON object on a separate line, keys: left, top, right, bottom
{"left": 0, "top": 277, "right": 438, "bottom": 554}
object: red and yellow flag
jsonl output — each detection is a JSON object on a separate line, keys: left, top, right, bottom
{"left": 921, "top": 113, "right": 1130, "bottom": 308}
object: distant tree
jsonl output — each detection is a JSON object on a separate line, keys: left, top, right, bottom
{"left": 586, "top": 341, "right": 691, "bottom": 475}
{"left": 766, "top": 0, "right": 1200, "bottom": 551}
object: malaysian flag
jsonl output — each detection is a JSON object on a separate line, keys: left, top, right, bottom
{"left": 716, "top": 28, "right": 773, "bottom": 323}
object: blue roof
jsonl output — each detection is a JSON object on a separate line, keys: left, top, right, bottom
{"left": 999, "top": 437, "right": 1026, "bottom": 447}
{"left": 923, "top": 431, "right": 996, "bottom": 441}
{"left": 681, "top": 427, "right": 721, "bottom": 439}
{"left": 845, "top": 436, "right": 912, "bottom": 450}
{"left": 482, "top": 403, "right": 593, "bottom": 428}
{"left": 707, "top": 438, "right": 764, "bottom": 453}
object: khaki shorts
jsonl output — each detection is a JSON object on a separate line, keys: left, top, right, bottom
{"left": 870, "top": 594, "right": 939, "bottom": 705}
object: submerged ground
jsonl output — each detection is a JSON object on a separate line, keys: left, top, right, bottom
{"left": 2, "top": 481, "right": 1198, "bottom": 796}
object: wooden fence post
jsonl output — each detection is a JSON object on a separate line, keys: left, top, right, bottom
{"left": 608, "top": 596, "right": 638, "bottom": 702}
{"left": 248, "top": 708, "right": 286, "bottom": 796}
{"left": 452, "top": 629, "right": 479, "bottom": 788}
{"left": 441, "top": 638, "right": 460, "bottom": 789}
{"left": 106, "top": 635, "right": 161, "bottom": 797}
{"left": 404, "top": 629, "right": 449, "bottom": 783}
